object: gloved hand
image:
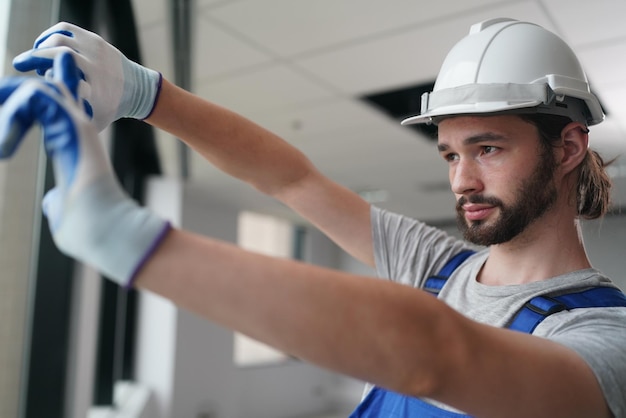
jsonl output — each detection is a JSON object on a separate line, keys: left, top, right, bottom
{"left": 13, "top": 21, "right": 161, "bottom": 132}
{"left": 0, "top": 52, "right": 170, "bottom": 287}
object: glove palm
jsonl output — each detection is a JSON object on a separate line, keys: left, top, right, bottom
{"left": 0, "top": 53, "right": 169, "bottom": 287}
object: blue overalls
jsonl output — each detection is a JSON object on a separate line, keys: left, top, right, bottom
{"left": 349, "top": 251, "right": 626, "bottom": 417}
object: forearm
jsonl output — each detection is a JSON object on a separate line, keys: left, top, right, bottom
{"left": 146, "top": 78, "right": 315, "bottom": 196}
{"left": 134, "top": 227, "right": 451, "bottom": 395}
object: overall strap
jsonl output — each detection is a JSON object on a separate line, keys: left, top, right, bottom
{"left": 508, "top": 286, "right": 626, "bottom": 333}
{"left": 350, "top": 272, "right": 626, "bottom": 418}
{"left": 423, "top": 250, "right": 476, "bottom": 296}
{"left": 349, "top": 386, "right": 473, "bottom": 418}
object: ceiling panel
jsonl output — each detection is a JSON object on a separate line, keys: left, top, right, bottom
{"left": 247, "top": 98, "right": 398, "bottom": 142}
{"left": 292, "top": 2, "right": 553, "bottom": 96}
{"left": 542, "top": 0, "right": 626, "bottom": 47}
{"left": 589, "top": 119, "right": 626, "bottom": 157}
{"left": 596, "top": 86, "right": 626, "bottom": 131}
{"left": 577, "top": 43, "right": 626, "bottom": 142}
{"left": 204, "top": 0, "right": 512, "bottom": 57}
{"left": 195, "top": 65, "right": 336, "bottom": 117}
{"left": 578, "top": 42, "right": 626, "bottom": 88}
{"left": 193, "top": 13, "right": 274, "bottom": 82}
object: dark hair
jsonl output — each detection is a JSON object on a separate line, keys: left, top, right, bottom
{"left": 519, "top": 114, "right": 612, "bottom": 219}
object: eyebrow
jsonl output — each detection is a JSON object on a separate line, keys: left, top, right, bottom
{"left": 437, "top": 133, "right": 507, "bottom": 152}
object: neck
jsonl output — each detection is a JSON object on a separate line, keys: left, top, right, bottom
{"left": 477, "top": 209, "right": 592, "bottom": 286}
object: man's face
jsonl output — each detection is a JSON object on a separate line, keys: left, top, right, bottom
{"left": 437, "top": 115, "right": 558, "bottom": 246}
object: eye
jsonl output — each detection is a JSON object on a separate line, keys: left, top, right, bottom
{"left": 442, "top": 152, "right": 459, "bottom": 163}
{"left": 482, "top": 145, "right": 498, "bottom": 155}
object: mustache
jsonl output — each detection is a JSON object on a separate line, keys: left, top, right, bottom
{"left": 456, "top": 195, "right": 504, "bottom": 210}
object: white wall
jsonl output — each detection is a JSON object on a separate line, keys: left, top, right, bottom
{"left": 134, "top": 177, "right": 182, "bottom": 418}
{"left": 582, "top": 214, "right": 626, "bottom": 290}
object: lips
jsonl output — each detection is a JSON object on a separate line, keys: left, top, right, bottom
{"left": 462, "top": 204, "right": 496, "bottom": 221}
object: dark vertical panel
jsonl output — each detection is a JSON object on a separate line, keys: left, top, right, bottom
{"left": 23, "top": 2, "right": 95, "bottom": 417}
{"left": 292, "top": 225, "right": 307, "bottom": 261}
{"left": 90, "top": 0, "right": 163, "bottom": 407}
{"left": 24, "top": 164, "right": 76, "bottom": 418}
{"left": 106, "top": 0, "right": 162, "bottom": 384}
{"left": 92, "top": 280, "right": 118, "bottom": 405}
{"left": 22, "top": 0, "right": 163, "bottom": 412}
{"left": 59, "top": 0, "right": 95, "bottom": 26}
{"left": 171, "top": 0, "right": 193, "bottom": 179}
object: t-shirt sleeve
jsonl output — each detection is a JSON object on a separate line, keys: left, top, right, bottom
{"left": 539, "top": 307, "right": 626, "bottom": 418}
{"left": 370, "top": 205, "right": 473, "bottom": 288}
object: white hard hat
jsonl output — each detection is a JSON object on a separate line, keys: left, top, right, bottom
{"left": 402, "top": 18, "right": 604, "bottom": 126}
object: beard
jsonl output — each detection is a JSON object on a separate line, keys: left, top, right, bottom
{"left": 456, "top": 148, "right": 558, "bottom": 246}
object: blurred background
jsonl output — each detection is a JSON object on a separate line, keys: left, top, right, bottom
{"left": 135, "top": 0, "right": 626, "bottom": 222}
{"left": 0, "top": 0, "right": 625, "bottom": 417}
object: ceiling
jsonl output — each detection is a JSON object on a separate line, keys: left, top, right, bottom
{"left": 130, "top": 0, "right": 626, "bottom": 223}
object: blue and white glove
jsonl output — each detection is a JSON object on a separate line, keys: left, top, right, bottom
{"left": 0, "top": 52, "right": 170, "bottom": 288}
{"left": 13, "top": 21, "right": 161, "bottom": 132}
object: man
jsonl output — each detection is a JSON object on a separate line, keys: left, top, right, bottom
{"left": 2, "top": 18, "right": 624, "bottom": 417}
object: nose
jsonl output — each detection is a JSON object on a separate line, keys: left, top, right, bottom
{"left": 450, "top": 158, "right": 483, "bottom": 196}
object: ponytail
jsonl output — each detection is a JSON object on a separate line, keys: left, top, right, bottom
{"left": 519, "top": 114, "right": 613, "bottom": 219}
{"left": 577, "top": 149, "right": 613, "bottom": 219}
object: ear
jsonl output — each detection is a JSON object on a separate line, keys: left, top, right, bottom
{"left": 558, "top": 122, "right": 588, "bottom": 175}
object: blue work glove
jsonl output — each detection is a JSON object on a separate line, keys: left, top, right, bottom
{"left": 13, "top": 21, "right": 161, "bottom": 132}
{"left": 0, "top": 52, "right": 170, "bottom": 287}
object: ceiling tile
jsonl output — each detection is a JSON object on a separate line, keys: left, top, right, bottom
{"left": 248, "top": 98, "right": 399, "bottom": 141}
{"left": 542, "top": 0, "right": 626, "bottom": 47}
{"left": 205, "top": 0, "right": 513, "bottom": 57}
{"left": 293, "top": 2, "right": 553, "bottom": 95}
{"left": 589, "top": 117, "right": 626, "bottom": 158}
{"left": 193, "top": 15, "right": 274, "bottom": 82}
{"left": 195, "top": 64, "right": 336, "bottom": 116}
{"left": 599, "top": 85, "right": 626, "bottom": 133}
{"left": 297, "top": 124, "right": 438, "bottom": 182}
{"left": 577, "top": 41, "right": 626, "bottom": 88}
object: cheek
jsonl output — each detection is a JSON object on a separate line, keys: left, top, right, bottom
{"left": 484, "top": 152, "right": 531, "bottom": 186}
{"left": 481, "top": 164, "right": 518, "bottom": 201}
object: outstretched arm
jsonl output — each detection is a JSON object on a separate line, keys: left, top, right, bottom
{"left": 146, "top": 78, "right": 374, "bottom": 265}
{"left": 14, "top": 22, "right": 375, "bottom": 266}
{"left": 135, "top": 227, "right": 611, "bottom": 418}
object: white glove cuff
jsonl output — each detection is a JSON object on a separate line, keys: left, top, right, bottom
{"left": 54, "top": 175, "right": 171, "bottom": 287}
{"left": 119, "top": 59, "right": 162, "bottom": 121}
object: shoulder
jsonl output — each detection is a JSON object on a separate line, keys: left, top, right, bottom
{"left": 371, "top": 205, "right": 471, "bottom": 254}
{"left": 370, "top": 206, "right": 476, "bottom": 284}
{"left": 538, "top": 300, "right": 626, "bottom": 338}
{"left": 538, "top": 303, "right": 626, "bottom": 417}
{"left": 533, "top": 271, "right": 625, "bottom": 339}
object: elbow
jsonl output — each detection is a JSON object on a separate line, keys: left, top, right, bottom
{"left": 397, "top": 306, "right": 476, "bottom": 401}
{"left": 258, "top": 160, "right": 317, "bottom": 198}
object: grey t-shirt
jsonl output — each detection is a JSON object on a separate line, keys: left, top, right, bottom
{"left": 370, "top": 206, "right": 626, "bottom": 417}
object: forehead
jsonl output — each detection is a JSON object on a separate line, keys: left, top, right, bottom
{"left": 437, "top": 115, "right": 536, "bottom": 145}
